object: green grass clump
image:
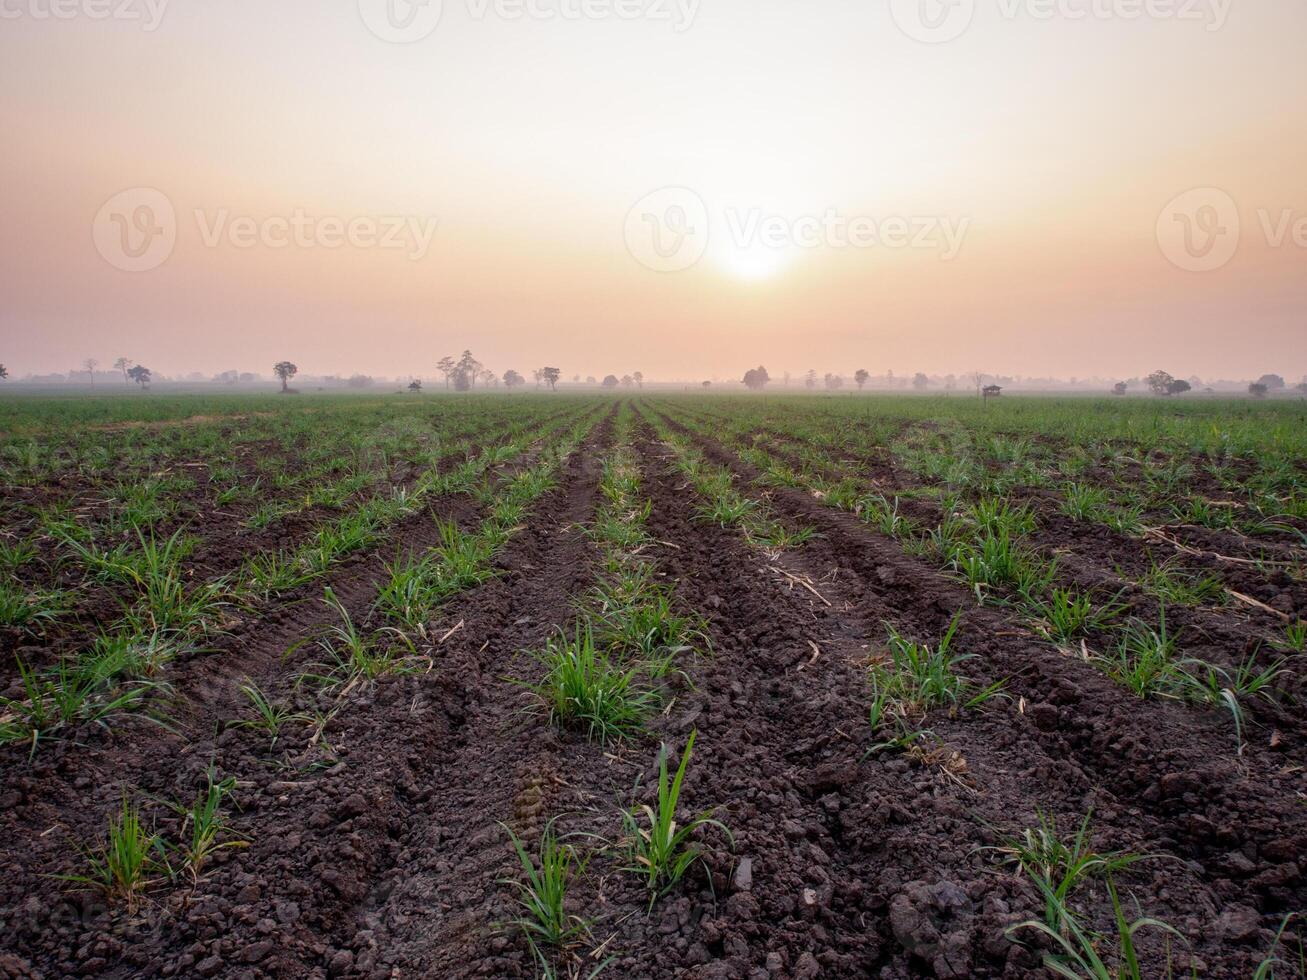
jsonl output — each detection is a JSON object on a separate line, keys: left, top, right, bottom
{"left": 868, "top": 615, "right": 1004, "bottom": 729}
{"left": 499, "top": 819, "right": 592, "bottom": 973}
{"left": 1096, "top": 610, "right": 1183, "bottom": 698}
{"left": 991, "top": 810, "right": 1146, "bottom": 934}
{"left": 0, "top": 655, "right": 161, "bottom": 755}
{"left": 528, "top": 625, "right": 656, "bottom": 744}
{"left": 620, "top": 731, "right": 731, "bottom": 908}
{"left": 296, "top": 588, "right": 418, "bottom": 692}
{"left": 228, "top": 680, "right": 310, "bottom": 749}
{"left": 1008, "top": 876, "right": 1180, "bottom": 980}
{"left": 1026, "top": 588, "right": 1126, "bottom": 645}
{"left": 57, "top": 796, "right": 168, "bottom": 912}
{"left": 167, "top": 768, "right": 247, "bottom": 881}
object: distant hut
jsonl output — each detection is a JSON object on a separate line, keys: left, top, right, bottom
{"left": 982, "top": 385, "right": 1003, "bottom": 398}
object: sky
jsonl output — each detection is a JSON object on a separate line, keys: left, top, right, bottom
{"left": 1, "top": 0, "right": 1305, "bottom": 383}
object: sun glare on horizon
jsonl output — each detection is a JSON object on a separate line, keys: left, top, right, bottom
{"left": 711, "top": 240, "right": 798, "bottom": 282}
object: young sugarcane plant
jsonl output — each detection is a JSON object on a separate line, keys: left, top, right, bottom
{"left": 621, "top": 731, "right": 732, "bottom": 909}
{"left": 56, "top": 795, "right": 169, "bottom": 912}
{"left": 167, "top": 767, "right": 248, "bottom": 881}
{"left": 498, "top": 819, "right": 595, "bottom": 975}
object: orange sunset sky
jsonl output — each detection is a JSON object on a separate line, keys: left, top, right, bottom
{"left": 1, "top": 0, "right": 1305, "bottom": 382}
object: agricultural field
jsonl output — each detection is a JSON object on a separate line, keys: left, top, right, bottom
{"left": 0, "top": 391, "right": 1305, "bottom": 979}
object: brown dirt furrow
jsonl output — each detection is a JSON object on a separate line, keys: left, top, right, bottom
{"left": 651, "top": 409, "right": 1307, "bottom": 954}
{"left": 0, "top": 414, "right": 605, "bottom": 978}
{"left": 333, "top": 408, "right": 615, "bottom": 977}
{"left": 694, "top": 413, "right": 1307, "bottom": 731}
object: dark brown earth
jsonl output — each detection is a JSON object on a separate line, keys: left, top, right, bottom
{"left": 1, "top": 402, "right": 1304, "bottom": 979}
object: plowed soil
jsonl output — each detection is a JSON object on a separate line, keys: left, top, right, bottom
{"left": 1, "top": 402, "right": 1304, "bottom": 979}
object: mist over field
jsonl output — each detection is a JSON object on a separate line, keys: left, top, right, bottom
{"left": 3, "top": 6, "right": 1307, "bottom": 980}
{"left": 2, "top": 1, "right": 1306, "bottom": 384}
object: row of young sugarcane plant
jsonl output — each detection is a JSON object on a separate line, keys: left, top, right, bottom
{"left": 525, "top": 404, "right": 709, "bottom": 745}
{"left": 501, "top": 411, "right": 730, "bottom": 975}
{"left": 52, "top": 768, "right": 248, "bottom": 915}
{"left": 501, "top": 730, "right": 731, "bottom": 978}
{"left": 43, "top": 415, "right": 602, "bottom": 920}
{"left": 672, "top": 408, "right": 1291, "bottom": 757}
{"left": 231, "top": 412, "right": 604, "bottom": 753}
{"left": 5, "top": 408, "right": 549, "bottom": 649}
{"left": 0, "top": 409, "right": 596, "bottom": 756}
{"left": 668, "top": 409, "right": 1304, "bottom": 978}
{"left": 3, "top": 401, "right": 571, "bottom": 637}
{"left": 993, "top": 805, "right": 1302, "bottom": 979}
{"left": 860, "top": 616, "right": 1189, "bottom": 973}
{"left": 635, "top": 405, "right": 817, "bottom": 552}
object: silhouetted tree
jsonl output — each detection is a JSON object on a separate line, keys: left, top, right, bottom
{"left": 854, "top": 368, "right": 869, "bottom": 390}
{"left": 586, "top": 376, "right": 597, "bottom": 385}
{"left": 1113, "top": 382, "right": 1128, "bottom": 396}
{"left": 1146, "top": 370, "right": 1176, "bottom": 396}
{"left": 621, "top": 374, "right": 634, "bottom": 387}
{"left": 805, "top": 369, "right": 817, "bottom": 389}
{"left": 823, "top": 373, "right": 842, "bottom": 390}
{"left": 408, "top": 379, "right": 422, "bottom": 392}
{"left": 1294, "top": 382, "right": 1307, "bottom": 396}
{"left": 127, "top": 365, "right": 151, "bottom": 389}
{"left": 84, "top": 358, "right": 99, "bottom": 385}
{"left": 702, "top": 380, "right": 711, "bottom": 388}
{"left": 273, "top": 361, "right": 298, "bottom": 393}
{"left": 458, "top": 350, "right": 481, "bottom": 388}
{"left": 436, "top": 356, "right": 456, "bottom": 389}
{"left": 912, "top": 372, "right": 929, "bottom": 390}
{"left": 1257, "top": 374, "right": 1285, "bottom": 391}
{"left": 1168, "top": 379, "right": 1192, "bottom": 396}
{"left": 503, "top": 369, "right": 525, "bottom": 388}
{"left": 633, "top": 371, "right": 644, "bottom": 388}
{"left": 1249, "top": 382, "right": 1269, "bottom": 398}
{"left": 742, "top": 366, "right": 770, "bottom": 390}
{"left": 0, "top": 364, "right": 8, "bottom": 381}
{"left": 602, "top": 374, "right": 619, "bottom": 388}
{"left": 113, "top": 357, "right": 131, "bottom": 383}
{"left": 479, "top": 368, "right": 496, "bottom": 388}
{"left": 542, "top": 367, "right": 561, "bottom": 391}
{"left": 453, "top": 367, "right": 472, "bottom": 391}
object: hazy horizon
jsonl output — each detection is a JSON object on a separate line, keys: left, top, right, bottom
{"left": 3, "top": 1, "right": 1306, "bottom": 381}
